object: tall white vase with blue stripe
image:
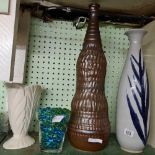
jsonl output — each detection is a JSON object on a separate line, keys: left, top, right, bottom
{"left": 116, "top": 29, "right": 150, "bottom": 153}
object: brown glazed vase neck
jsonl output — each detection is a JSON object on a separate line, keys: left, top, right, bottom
{"left": 83, "top": 4, "right": 102, "bottom": 48}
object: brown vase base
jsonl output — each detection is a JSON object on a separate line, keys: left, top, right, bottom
{"left": 69, "top": 134, "right": 108, "bottom": 152}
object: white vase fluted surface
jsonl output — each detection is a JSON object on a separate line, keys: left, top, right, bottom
{"left": 3, "top": 84, "right": 42, "bottom": 149}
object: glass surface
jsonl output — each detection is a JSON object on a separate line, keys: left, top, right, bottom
{"left": 38, "top": 107, "right": 70, "bottom": 153}
{"left": 39, "top": 131, "right": 65, "bottom": 153}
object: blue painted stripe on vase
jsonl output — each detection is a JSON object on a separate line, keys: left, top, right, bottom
{"left": 126, "top": 49, "right": 149, "bottom": 145}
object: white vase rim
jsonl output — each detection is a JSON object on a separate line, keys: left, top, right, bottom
{"left": 125, "top": 29, "right": 147, "bottom": 36}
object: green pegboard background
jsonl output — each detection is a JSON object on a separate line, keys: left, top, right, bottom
{"left": 0, "top": 18, "right": 131, "bottom": 132}
{"left": 0, "top": 82, "right": 8, "bottom": 132}
{"left": 0, "top": 82, "right": 5, "bottom": 113}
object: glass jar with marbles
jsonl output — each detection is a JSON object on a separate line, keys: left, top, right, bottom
{"left": 38, "top": 107, "right": 70, "bottom": 153}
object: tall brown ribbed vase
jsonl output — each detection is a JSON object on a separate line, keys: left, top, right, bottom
{"left": 68, "top": 4, "right": 110, "bottom": 152}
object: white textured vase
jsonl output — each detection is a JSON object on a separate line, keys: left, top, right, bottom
{"left": 116, "top": 29, "right": 150, "bottom": 153}
{"left": 3, "top": 83, "right": 42, "bottom": 149}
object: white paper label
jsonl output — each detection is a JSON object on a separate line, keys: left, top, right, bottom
{"left": 124, "top": 128, "right": 134, "bottom": 137}
{"left": 52, "top": 115, "right": 64, "bottom": 123}
{"left": 88, "top": 138, "right": 103, "bottom": 144}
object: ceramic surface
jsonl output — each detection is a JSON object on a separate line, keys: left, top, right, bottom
{"left": 116, "top": 29, "right": 150, "bottom": 153}
{"left": 3, "top": 84, "right": 42, "bottom": 149}
{"left": 68, "top": 4, "right": 110, "bottom": 151}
